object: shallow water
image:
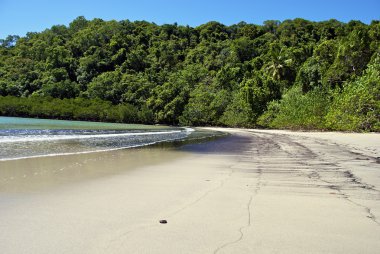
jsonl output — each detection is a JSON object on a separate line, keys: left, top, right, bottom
{"left": 0, "top": 116, "right": 192, "bottom": 161}
{"left": 0, "top": 116, "right": 169, "bottom": 130}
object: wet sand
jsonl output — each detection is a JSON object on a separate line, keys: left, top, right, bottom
{"left": 1, "top": 129, "right": 380, "bottom": 253}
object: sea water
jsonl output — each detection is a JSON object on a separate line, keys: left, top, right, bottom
{"left": 0, "top": 116, "right": 193, "bottom": 161}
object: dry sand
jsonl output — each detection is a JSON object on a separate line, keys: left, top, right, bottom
{"left": 0, "top": 128, "right": 379, "bottom": 253}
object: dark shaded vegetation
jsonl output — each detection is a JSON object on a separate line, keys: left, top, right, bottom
{"left": 0, "top": 96, "right": 153, "bottom": 123}
{"left": 0, "top": 17, "right": 379, "bottom": 131}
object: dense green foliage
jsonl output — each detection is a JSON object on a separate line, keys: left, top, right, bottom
{"left": 0, "top": 17, "right": 379, "bottom": 131}
{"left": 0, "top": 96, "right": 153, "bottom": 123}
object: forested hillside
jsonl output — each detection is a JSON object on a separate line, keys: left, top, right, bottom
{"left": 0, "top": 17, "right": 379, "bottom": 131}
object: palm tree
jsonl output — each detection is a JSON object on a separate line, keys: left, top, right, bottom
{"left": 265, "top": 43, "right": 292, "bottom": 81}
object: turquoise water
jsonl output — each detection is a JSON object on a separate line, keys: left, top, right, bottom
{"left": 0, "top": 116, "right": 171, "bottom": 130}
{"left": 0, "top": 116, "right": 192, "bottom": 160}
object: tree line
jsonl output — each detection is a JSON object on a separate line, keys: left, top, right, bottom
{"left": 0, "top": 17, "right": 379, "bottom": 131}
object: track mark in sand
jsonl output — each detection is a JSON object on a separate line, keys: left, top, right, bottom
{"left": 105, "top": 223, "right": 160, "bottom": 251}
{"left": 104, "top": 178, "right": 229, "bottom": 252}
{"left": 167, "top": 168, "right": 233, "bottom": 218}
{"left": 317, "top": 176, "right": 380, "bottom": 226}
{"left": 213, "top": 165, "right": 262, "bottom": 254}
{"left": 280, "top": 134, "right": 380, "bottom": 227}
{"left": 106, "top": 163, "right": 236, "bottom": 251}
{"left": 341, "top": 194, "right": 380, "bottom": 226}
{"left": 213, "top": 195, "right": 253, "bottom": 254}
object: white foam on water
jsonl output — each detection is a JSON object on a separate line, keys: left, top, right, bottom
{"left": 0, "top": 130, "right": 184, "bottom": 143}
{"left": 0, "top": 135, "right": 186, "bottom": 162}
{"left": 0, "top": 127, "right": 196, "bottom": 161}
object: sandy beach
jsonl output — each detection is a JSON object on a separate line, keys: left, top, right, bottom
{"left": 1, "top": 128, "right": 379, "bottom": 253}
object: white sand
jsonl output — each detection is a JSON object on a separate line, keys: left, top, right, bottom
{"left": 249, "top": 129, "right": 380, "bottom": 158}
{"left": 0, "top": 129, "right": 379, "bottom": 253}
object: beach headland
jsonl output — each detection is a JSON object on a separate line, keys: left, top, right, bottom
{"left": 0, "top": 128, "right": 379, "bottom": 253}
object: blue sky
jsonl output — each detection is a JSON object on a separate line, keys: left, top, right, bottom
{"left": 0, "top": 0, "right": 379, "bottom": 39}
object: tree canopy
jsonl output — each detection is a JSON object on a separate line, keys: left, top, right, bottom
{"left": 0, "top": 17, "right": 379, "bottom": 131}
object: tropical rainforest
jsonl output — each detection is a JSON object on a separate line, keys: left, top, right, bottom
{"left": 0, "top": 17, "right": 379, "bottom": 131}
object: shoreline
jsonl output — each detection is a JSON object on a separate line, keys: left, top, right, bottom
{"left": 2, "top": 115, "right": 379, "bottom": 133}
{"left": 1, "top": 129, "right": 379, "bottom": 253}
